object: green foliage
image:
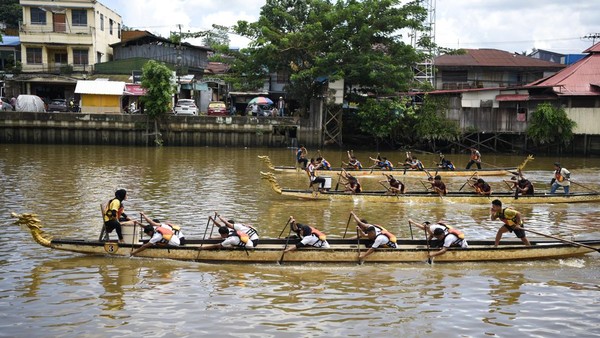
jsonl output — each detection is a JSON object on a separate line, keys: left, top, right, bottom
{"left": 413, "top": 95, "right": 460, "bottom": 142}
{"left": 141, "top": 60, "right": 175, "bottom": 119}
{"left": 356, "top": 97, "right": 415, "bottom": 142}
{"left": 0, "top": 0, "right": 21, "bottom": 29}
{"left": 351, "top": 95, "right": 459, "bottom": 147}
{"left": 233, "top": 0, "right": 427, "bottom": 112}
{"left": 526, "top": 102, "right": 576, "bottom": 145}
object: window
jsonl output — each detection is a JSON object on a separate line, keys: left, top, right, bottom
{"left": 100, "top": 14, "right": 104, "bottom": 31}
{"left": 109, "top": 19, "right": 113, "bottom": 35}
{"left": 72, "top": 9, "right": 87, "bottom": 26}
{"left": 441, "top": 70, "right": 468, "bottom": 82}
{"left": 117, "top": 23, "right": 121, "bottom": 38}
{"left": 31, "top": 8, "right": 47, "bottom": 25}
{"left": 277, "top": 70, "right": 290, "bottom": 83}
{"left": 73, "top": 49, "right": 89, "bottom": 65}
{"left": 26, "top": 47, "right": 43, "bottom": 64}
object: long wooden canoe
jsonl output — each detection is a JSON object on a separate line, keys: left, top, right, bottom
{"left": 12, "top": 213, "right": 600, "bottom": 263}
{"left": 260, "top": 171, "right": 600, "bottom": 204}
{"left": 258, "top": 155, "right": 517, "bottom": 177}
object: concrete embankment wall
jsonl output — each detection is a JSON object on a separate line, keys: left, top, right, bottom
{"left": 0, "top": 112, "right": 321, "bottom": 147}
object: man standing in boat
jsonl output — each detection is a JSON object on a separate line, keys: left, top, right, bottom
{"left": 130, "top": 223, "right": 181, "bottom": 256}
{"left": 550, "top": 162, "right": 571, "bottom": 195}
{"left": 490, "top": 199, "right": 531, "bottom": 247}
{"left": 283, "top": 216, "right": 330, "bottom": 252}
{"left": 466, "top": 147, "right": 482, "bottom": 169}
{"left": 103, "top": 189, "right": 138, "bottom": 243}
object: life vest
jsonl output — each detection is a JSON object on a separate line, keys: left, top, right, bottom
{"left": 321, "top": 159, "right": 331, "bottom": 170}
{"left": 497, "top": 208, "right": 521, "bottom": 227}
{"left": 437, "top": 224, "right": 465, "bottom": 240}
{"left": 375, "top": 229, "right": 397, "bottom": 248}
{"left": 104, "top": 198, "right": 123, "bottom": 221}
{"left": 554, "top": 169, "right": 565, "bottom": 182}
{"left": 156, "top": 226, "right": 174, "bottom": 244}
{"left": 244, "top": 224, "right": 259, "bottom": 238}
{"left": 389, "top": 178, "right": 400, "bottom": 188}
{"left": 349, "top": 160, "right": 362, "bottom": 169}
{"left": 228, "top": 230, "right": 250, "bottom": 247}
{"left": 164, "top": 223, "right": 182, "bottom": 236}
{"left": 308, "top": 226, "right": 327, "bottom": 241}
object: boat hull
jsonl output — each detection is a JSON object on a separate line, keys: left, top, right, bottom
{"left": 272, "top": 166, "right": 516, "bottom": 177}
{"left": 44, "top": 238, "right": 600, "bottom": 263}
{"left": 275, "top": 189, "right": 600, "bottom": 204}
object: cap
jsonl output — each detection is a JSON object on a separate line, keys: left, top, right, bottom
{"left": 433, "top": 228, "right": 445, "bottom": 236}
{"left": 143, "top": 225, "right": 154, "bottom": 234}
{"left": 366, "top": 226, "right": 376, "bottom": 232}
{"left": 554, "top": 162, "right": 561, "bottom": 167}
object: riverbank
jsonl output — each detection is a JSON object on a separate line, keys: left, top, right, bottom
{"left": 0, "top": 111, "right": 321, "bottom": 147}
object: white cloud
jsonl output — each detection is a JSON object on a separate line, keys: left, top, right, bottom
{"left": 102, "top": 0, "right": 600, "bottom": 53}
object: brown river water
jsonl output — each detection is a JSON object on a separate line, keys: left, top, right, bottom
{"left": 1, "top": 144, "right": 599, "bottom": 337}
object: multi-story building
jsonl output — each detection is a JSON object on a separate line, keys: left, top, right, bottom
{"left": 15, "top": 0, "right": 122, "bottom": 100}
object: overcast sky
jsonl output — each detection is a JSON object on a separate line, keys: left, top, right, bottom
{"left": 102, "top": 0, "right": 600, "bottom": 54}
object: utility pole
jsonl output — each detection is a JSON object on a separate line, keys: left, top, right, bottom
{"left": 582, "top": 33, "right": 600, "bottom": 46}
{"left": 176, "top": 24, "right": 183, "bottom": 100}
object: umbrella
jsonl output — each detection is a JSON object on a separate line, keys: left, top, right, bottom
{"left": 248, "top": 97, "right": 273, "bottom": 105}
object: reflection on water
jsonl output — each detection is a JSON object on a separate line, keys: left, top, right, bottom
{"left": 1, "top": 144, "right": 600, "bottom": 337}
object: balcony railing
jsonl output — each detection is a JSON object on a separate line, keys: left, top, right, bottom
{"left": 20, "top": 22, "right": 92, "bottom": 35}
{"left": 21, "top": 63, "right": 94, "bottom": 75}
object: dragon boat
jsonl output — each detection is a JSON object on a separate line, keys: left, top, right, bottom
{"left": 12, "top": 213, "right": 600, "bottom": 263}
{"left": 260, "top": 172, "right": 600, "bottom": 204}
{"left": 258, "top": 155, "right": 519, "bottom": 177}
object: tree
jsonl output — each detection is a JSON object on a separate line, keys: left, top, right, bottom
{"left": 412, "top": 95, "right": 460, "bottom": 151}
{"left": 527, "top": 102, "right": 576, "bottom": 150}
{"left": 234, "top": 0, "right": 428, "bottom": 114}
{"left": 0, "top": 0, "right": 21, "bottom": 30}
{"left": 356, "top": 97, "right": 415, "bottom": 148}
{"left": 140, "top": 60, "right": 175, "bottom": 146}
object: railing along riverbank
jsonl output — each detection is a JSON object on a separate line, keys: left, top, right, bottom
{"left": 0, "top": 112, "right": 322, "bottom": 147}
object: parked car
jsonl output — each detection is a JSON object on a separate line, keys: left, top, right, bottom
{"left": 48, "top": 99, "right": 68, "bottom": 112}
{"left": 247, "top": 104, "right": 273, "bottom": 117}
{"left": 207, "top": 101, "right": 228, "bottom": 116}
{"left": 174, "top": 99, "right": 198, "bottom": 115}
{"left": 15, "top": 95, "right": 46, "bottom": 112}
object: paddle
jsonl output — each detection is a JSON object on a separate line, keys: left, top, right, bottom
{"left": 379, "top": 181, "right": 392, "bottom": 193}
{"left": 459, "top": 171, "right": 478, "bottom": 191}
{"left": 424, "top": 224, "right": 432, "bottom": 264}
{"left": 408, "top": 221, "right": 414, "bottom": 240}
{"left": 334, "top": 169, "right": 343, "bottom": 191}
{"left": 342, "top": 213, "right": 352, "bottom": 239}
{"left": 567, "top": 179, "right": 600, "bottom": 194}
{"left": 518, "top": 227, "right": 600, "bottom": 253}
{"left": 278, "top": 221, "right": 294, "bottom": 264}
{"left": 201, "top": 212, "right": 217, "bottom": 246}
{"left": 357, "top": 227, "right": 363, "bottom": 265}
{"left": 277, "top": 218, "right": 292, "bottom": 238}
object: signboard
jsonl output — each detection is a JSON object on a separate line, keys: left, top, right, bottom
{"left": 198, "top": 77, "right": 226, "bottom": 85}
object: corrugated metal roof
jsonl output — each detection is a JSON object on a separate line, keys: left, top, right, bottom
{"left": 436, "top": 49, "right": 566, "bottom": 69}
{"left": 496, "top": 94, "right": 529, "bottom": 101}
{"left": 75, "top": 80, "right": 125, "bottom": 95}
{"left": 527, "top": 42, "right": 600, "bottom": 96}
{"left": 0, "top": 35, "right": 20, "bottom": 47}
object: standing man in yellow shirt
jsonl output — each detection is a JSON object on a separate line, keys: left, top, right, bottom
{"left": 490, "top": 199, "right": 531, "bottom": 247}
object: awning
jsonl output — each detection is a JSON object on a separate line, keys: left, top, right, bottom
{"left": 124, "top": 84, "right": 146, "bottom": 96}
{"left": 495, "top": 94, "right": 529, "bottom": 101}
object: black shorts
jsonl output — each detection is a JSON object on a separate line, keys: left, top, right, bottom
{"left": 504, "top": 224, "right": 526, "bottom": 238}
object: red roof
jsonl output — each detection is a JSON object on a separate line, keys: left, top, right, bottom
{"left": 496, "top": 94, "right": 529, "bottom": 101}
{"left": 527, "top": 42, "right": 600, "bottom": 96}
{"left": 436, "top": 49, "right": 565, "bottom": 69}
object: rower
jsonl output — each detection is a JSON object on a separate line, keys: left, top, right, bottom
{"left": 130, "top": 223, "right": 181, "bottom": 257}
{"left": 490, "top": 199, "right": 531, "bottom": 247}
{"left": 428, "top": 227, "right": 468, "bottom": 258}
{"left": 379, "top": 173, "right": 405, "bottom": 194}
{"left": 283, "top": 216, "right": 330, "bottom": 252}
